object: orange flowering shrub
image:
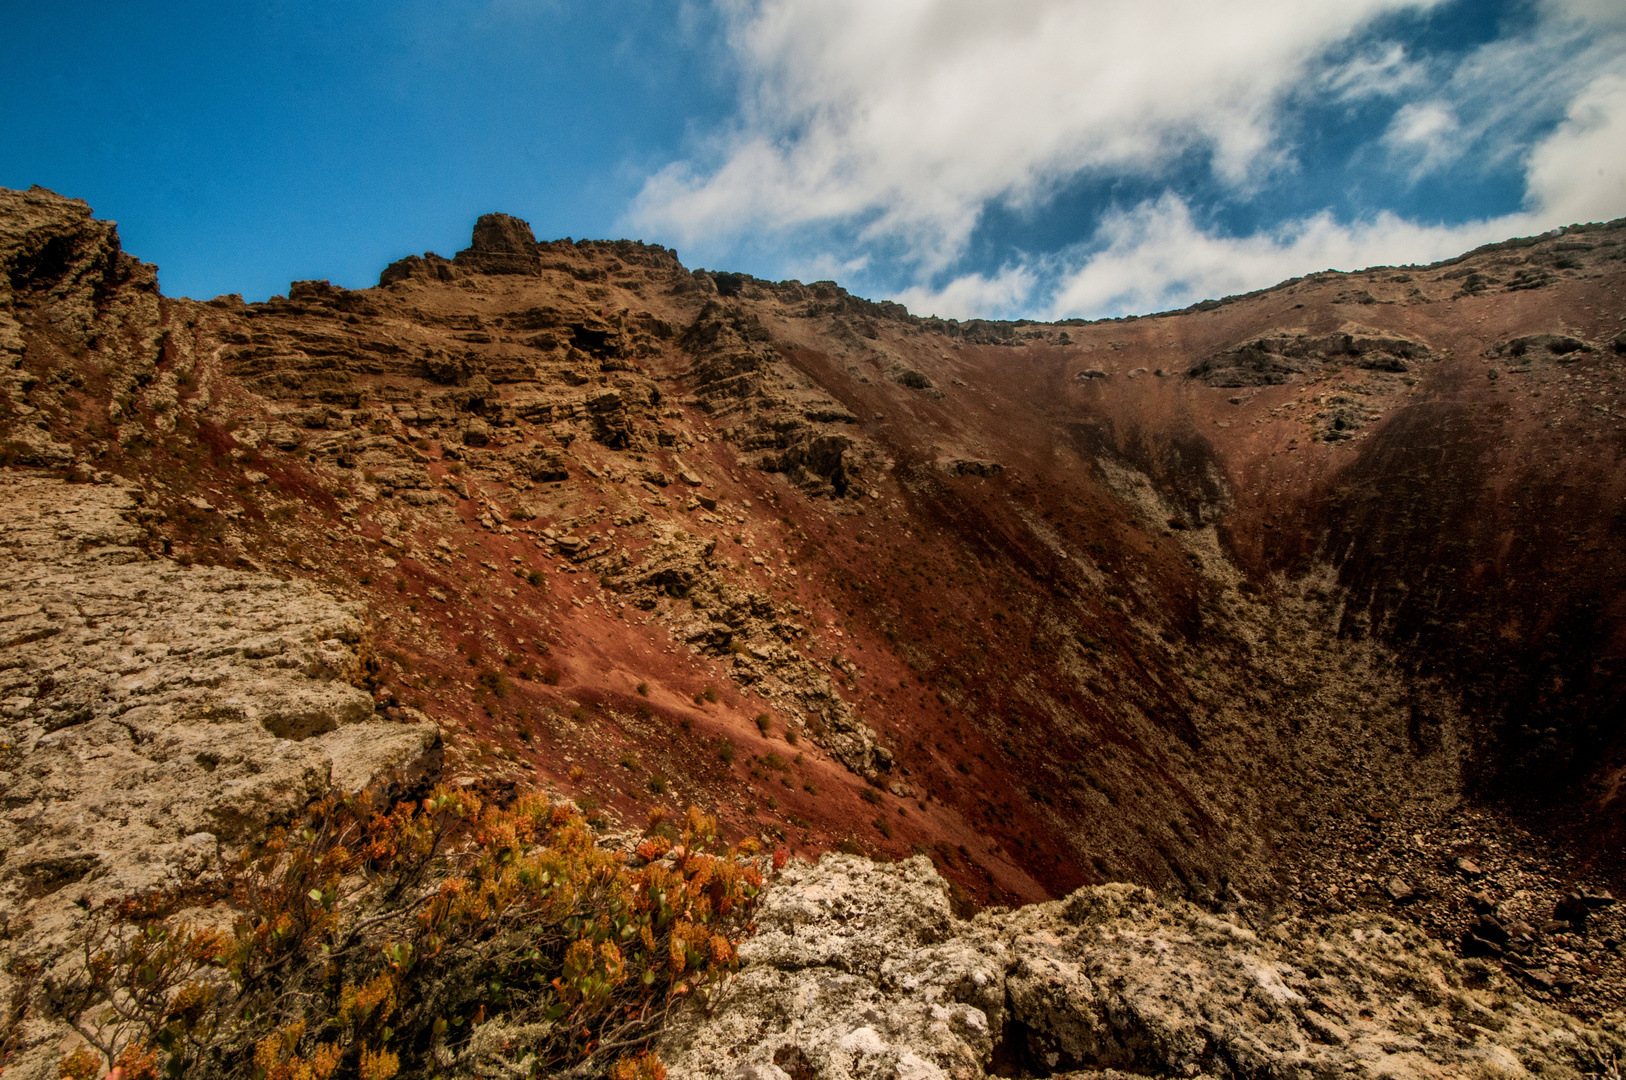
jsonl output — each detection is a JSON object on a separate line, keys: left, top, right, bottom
{"left": 47, "top": 789, "right": 764, "bottom": 1079}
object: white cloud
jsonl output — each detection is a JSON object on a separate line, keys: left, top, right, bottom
{"left": 1321, "top": 42, "right": 1426, "bottom": 101}
{"left": 1001, "top": 65, "right": 1626, "bottom": 321}
{"left": 628, "top": 0, "right": 1626, "bottom": 321}
{"left": 1043, "top": 194, "right": 1533, "bottom": 318}
{"left": 1382, "top": 100, "right": 1460, "bottom": 174}
{"left": 631, "top": 0, "right": 1446, "bottom": 272}
{"left": 894, "top": 265, "right": 1036, "bottom": 321}
{"left": 1032, "top": 13, "right": 1626, "bottom": 320}
{"left": 1525, "top": 72, "right": 1626, "bottom": 224}
{"left": 1373, "top": 2, "right": 1626, "bottom": 181}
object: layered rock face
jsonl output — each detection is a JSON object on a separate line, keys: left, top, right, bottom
{"left": 1, "top": 183, "right": 1626, "bottom": 1074}
{"left": 664, "top": 854, "right": 1626, "bottom": 1080}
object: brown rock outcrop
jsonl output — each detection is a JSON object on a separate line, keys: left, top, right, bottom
{"left": 454, "top": 211, "right": 543, "bottom": 275}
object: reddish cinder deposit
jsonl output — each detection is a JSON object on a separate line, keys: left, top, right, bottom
{"left": 4, "top": 185, "right": 1625, "bottom": 1011}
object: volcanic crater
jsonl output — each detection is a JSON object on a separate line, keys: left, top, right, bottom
{"left": 3, "top": 184, "right": 1626, "bottom": 1038}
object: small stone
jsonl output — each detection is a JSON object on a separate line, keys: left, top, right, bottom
{"left": 1521, "top": 968, "right": 1557, "bottom": 990}
{"left": 1385, "top": 877, "right": 1414, "bottom": 902}
{"left": 679, "top": 470, "right": 703, "bottom": 487}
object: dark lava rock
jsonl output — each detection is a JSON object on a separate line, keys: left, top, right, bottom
{"left": 1187, "top": 332, "right": 1427, "bottom": 387}
{"left": 1472, "top": 915, "right": 1510, "bottom": 945}
{"left": 1488, "top": 333, "right": 1594, "bottom": 363}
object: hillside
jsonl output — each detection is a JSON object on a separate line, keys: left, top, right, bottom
{"left": 2, "top": 184, "right": 1624, "bottom": 1076}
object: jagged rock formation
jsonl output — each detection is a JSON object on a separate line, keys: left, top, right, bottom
{"left": 1185, "top": 330, "right": 1430, "bottom": 387}
{"left": 664, "top": 854, "right": 1626, "bottom": 1079}
{"left": 682, "top": 300, "right": 871, "bottom": 498}
{"left": 0, "top": 186, "right": 161, "bottom": 467}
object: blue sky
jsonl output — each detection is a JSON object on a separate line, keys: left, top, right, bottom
{"left": 4, "top": 1, "right": 1624, "bottom": 319}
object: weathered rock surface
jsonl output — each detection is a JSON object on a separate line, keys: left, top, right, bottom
{"left": 1186, "top": 331, "right": 1430, "bottom": 387}
{"left": 0, "top": 472, "right": 439, "bottom": 1078}
{"left": 0, "top": 186, "right": 162, "bottom": 466}
{"left": 684, "top": 301, "right": 876, "bottom": 499}
{"left": 664, "top": 854, "right": 1626, "bottom": 1080}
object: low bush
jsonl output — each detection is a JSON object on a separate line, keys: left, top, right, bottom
{"left": 47, "top": 790, "right": 763, "bottom": 1080}
{"left": 474, "top": 669, "right": 510, "bottom": 697}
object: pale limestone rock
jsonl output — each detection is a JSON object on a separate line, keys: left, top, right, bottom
{"left": 662, "top": 854, "right": 1626, "bottom": 1080}
{"left": 0, "top": 472, "right": 440, "bottom": 1080}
